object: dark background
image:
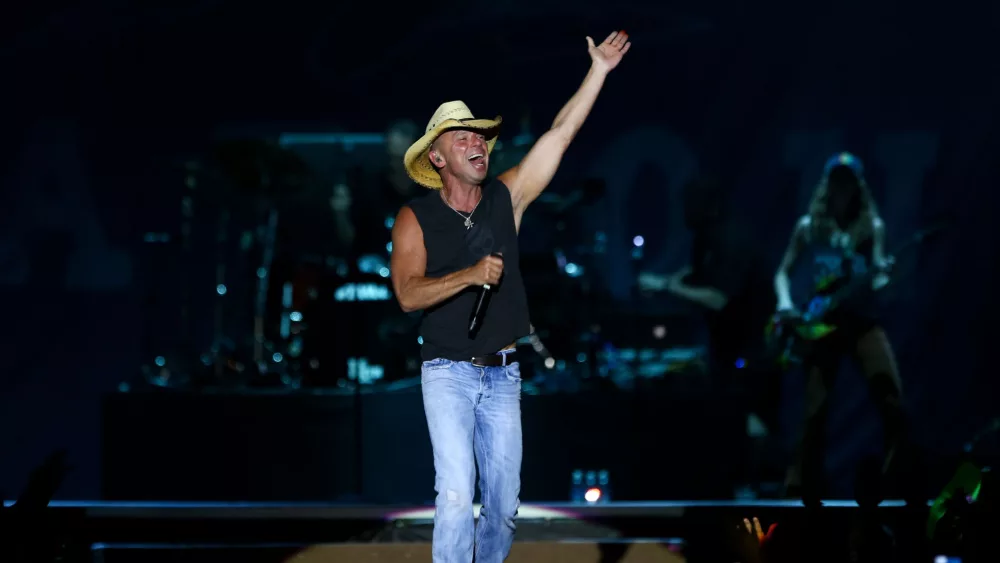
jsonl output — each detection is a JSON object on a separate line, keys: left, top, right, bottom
{"left": 1, "top": 0, "right": 998, "bottom": 500}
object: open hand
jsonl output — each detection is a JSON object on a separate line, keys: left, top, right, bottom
{"left": 732, "top": 517, "right": 778, "bottom": 563}
{"left": 587, "top": 30, "right": 631, "bottom": 73}
{"left": 742, "top": 517, "right": 771, "bottom": 543}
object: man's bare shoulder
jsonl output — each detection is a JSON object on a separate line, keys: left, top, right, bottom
{"left": 393, "top": 206, "right": 422, "bottom": 237}
{"left": 396, "top": 204, "right": 417, "bottom": 221}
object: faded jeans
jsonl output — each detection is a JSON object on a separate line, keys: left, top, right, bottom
{"left": 421, "top": 355, "right": 522, "bottom": 563}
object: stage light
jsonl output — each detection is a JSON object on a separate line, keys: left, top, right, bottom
{"left": 571, "top": 469, "right": 584, "bottom": 502}
{"left": 571, "top": 469, "right": 611, "bottom": 504}
{"left": 544, "top": 357, "right": 556, "bottom": 369}
{"left": 633, "top": 235, "right": 644, "bottom": 247}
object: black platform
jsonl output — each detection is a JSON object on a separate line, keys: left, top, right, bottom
{"left": 102, "top": 389, "right": 748, "bottom": 502}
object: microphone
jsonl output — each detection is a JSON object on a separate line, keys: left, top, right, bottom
{"left": 469, "top": 252, "right": 503, "bottom": 338}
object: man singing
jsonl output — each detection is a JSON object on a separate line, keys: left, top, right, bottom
{"left": 390, "top": 31, "right": 630, "bottom": 563}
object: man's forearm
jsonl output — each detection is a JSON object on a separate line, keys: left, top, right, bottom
{"left": 671, "top": 284, "right": 728, "bottom": 311}
{"left": 396, "top": 270, "right": 471, "bottom": 313}
{"left": 550, "top": 63, "right": 607, "bottom": 141}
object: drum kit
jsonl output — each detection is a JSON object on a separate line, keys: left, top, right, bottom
{"left": 138, "top": 138, "right": 414, "bottom": 391}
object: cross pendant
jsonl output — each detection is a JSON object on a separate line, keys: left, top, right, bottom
{"left": 464, "top": 217, "right": 474, "bottom": 229}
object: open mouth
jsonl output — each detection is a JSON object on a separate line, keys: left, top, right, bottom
{"left": 468, "top": 153, "right": 485, "bottom": 169}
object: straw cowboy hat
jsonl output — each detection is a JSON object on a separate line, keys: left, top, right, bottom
{"left": 403, "top": 101, "right": 502, "bottom": 189}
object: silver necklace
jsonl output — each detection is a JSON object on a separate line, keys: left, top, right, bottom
{"left": 442, "top": 190, "right": 482, "bottom": 230}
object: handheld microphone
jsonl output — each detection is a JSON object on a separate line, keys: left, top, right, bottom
{"left": 469, "top": 252, "right": 503, "bottom": 338}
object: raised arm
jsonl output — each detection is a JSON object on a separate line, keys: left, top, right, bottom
{"left": 774, "top": 216, "right": 810, "bottom": 310}
{"left": 500, "top": 30, "right": 630, "bottom": 229}
{"left": 390, "top": 207, "right": 503, "bottom": 312}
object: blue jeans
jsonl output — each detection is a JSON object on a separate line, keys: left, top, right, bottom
{"left": 421, "top": 356, "right": 522, "bottom": 563}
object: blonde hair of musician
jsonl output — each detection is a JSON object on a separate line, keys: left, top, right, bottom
{"left": 804, "top": 174, "right": 881, "bottom": 250}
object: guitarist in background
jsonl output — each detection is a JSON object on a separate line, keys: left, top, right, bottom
{"left": 774, "top": 152, "right": 904, "bottom": 499}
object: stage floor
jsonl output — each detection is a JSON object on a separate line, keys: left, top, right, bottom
{"left": 5, "top": 498, "right": 910, "bottom": 516}
{"left": 5, "top": 499, "right": 926, "bottom": 562}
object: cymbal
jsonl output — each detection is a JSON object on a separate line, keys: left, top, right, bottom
{"left": 211, "top": 139, "right": 314, "bottom": 198}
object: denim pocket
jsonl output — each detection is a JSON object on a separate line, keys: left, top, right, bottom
{"left": 505, "top": 361, "right": 522, "bottom": 383}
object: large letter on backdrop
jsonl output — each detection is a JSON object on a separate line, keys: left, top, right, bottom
{"left": 589, "top": 126, "right": 698, "bottom": 300}
{"left": 1, "top": 120, "right": 130, "bottom": 290}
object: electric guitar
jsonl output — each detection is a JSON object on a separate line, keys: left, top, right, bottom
{"left": 765, "top": 220, "right": 949, "bottom": 368}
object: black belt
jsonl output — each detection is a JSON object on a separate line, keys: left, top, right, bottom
{"left": 470, "top": 352, "right": 517, "bottom": 367}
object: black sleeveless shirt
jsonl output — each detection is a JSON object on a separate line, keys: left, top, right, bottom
{"left": 408, "top": 179, "right": 531, "bottom": 361}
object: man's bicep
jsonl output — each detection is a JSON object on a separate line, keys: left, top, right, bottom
{"left": 502, "top": 130, "right": 571, "bottom": 214}
{"left": 390, "top": 207, "right": 426, "bottom": 292}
